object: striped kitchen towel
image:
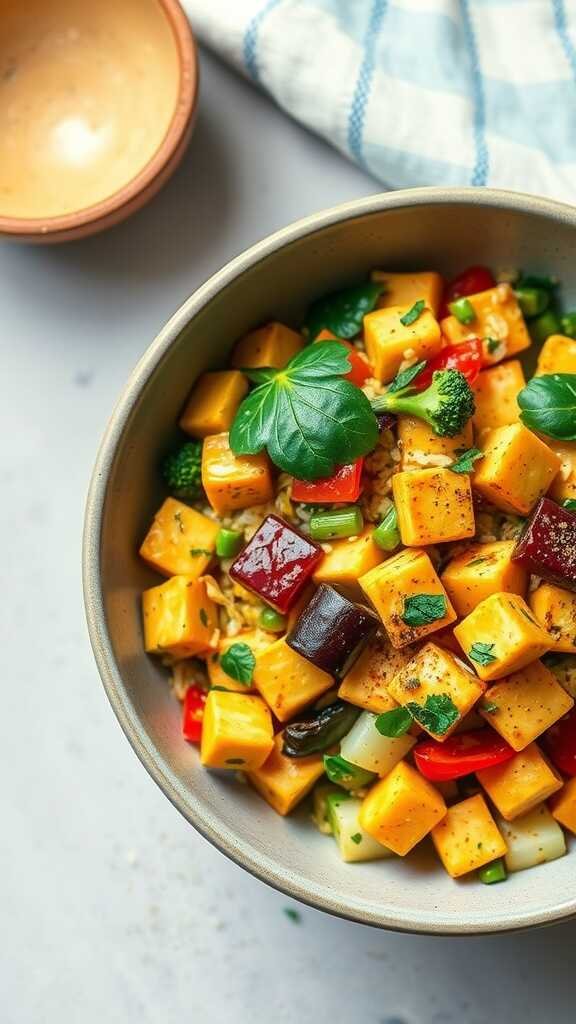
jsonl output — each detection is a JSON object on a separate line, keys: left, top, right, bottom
{"left": 184, "top": 0, "right": 576, "bottom": 202}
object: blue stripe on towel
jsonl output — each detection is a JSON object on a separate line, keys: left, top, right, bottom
{"left": 243, "top": 0, "right": 283, "bottom": 83}
{"left": 553, "top": 0, "right": 576, "bottom": 81}
{"left": 460, "top": 0, "right": 489, "bottom": 186}
{"left": 347, "top": 0, "right": 388, "bottom": 169}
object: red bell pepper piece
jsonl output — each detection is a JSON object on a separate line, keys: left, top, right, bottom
{"left": 315, "top": 330, "right": 372, "bottom": 386}
{"left": 182, "top": 685, "right": 207, "bottom": 743}
{"left": 292, "top": 459, "right": 364, "bottom": 503}
{"left": 414, "top": 729, "right": 515, "bottom": 781}
{"left": 440, "top": 265, "right": 496, "bottom": 318}
{"left": 413, "top": 338, "right": 483, "bottom": 390}
{"left": 543, "top": 708, "right": 576, "bottom": 777}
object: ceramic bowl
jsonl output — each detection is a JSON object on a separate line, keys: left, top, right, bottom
{"left": 0, "top": 0, "right": 197, "bottom": 242}
{"left": 83, "top": 188, "right": 576, "bottom": 934}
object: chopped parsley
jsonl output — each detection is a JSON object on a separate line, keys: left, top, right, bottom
{"left": 199, "top": 608, "right": 209, "bottom": 627}
{"left": 351, "top": 833, "right": 363, "bottom": 845}
{"left": 469, "top": 641, "right": 497, "bottom": 666}
{"left": 406, "top": 693, "right": 459, "bottom": 736}
{"left": 283, "top": 907, "right": 302, "bottom": 924}
{"left": 486, "top": 337, "right": 501, "bottom": 354}
{"left": 190, "top": 547, "right": 212, "bottom": 557}
{"left": 480, "top": 700, "right": 499, "bottom": 714}
{"left": 400, "top": 299, "right": 425, "bottom": 327}
{"left": 467, "top": 556, "right": 488, "bottom": 568}
{"left": 220, "top": 642, "right": 256, "bottom": 684}
{"left": 174, "top": 510, "right": 185, "bottom": 533}
{"left": 387, "top": 359, "right": 427, "bottom": 394}
{"left": 449, "top": 447, "right": 484, "bottom": 474}
{"left": 401, "top": 594, "right": 447, "bottom": 628}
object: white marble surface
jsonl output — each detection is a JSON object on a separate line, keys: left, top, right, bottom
{"left": 1, "top": 48, "right": 575, "bottom": 1024}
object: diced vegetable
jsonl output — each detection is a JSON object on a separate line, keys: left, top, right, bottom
{"left": 179, "top": 370, "right": 249, "bottom": 438}
{"left": 443, "top": 266, "right": 496, "bottom": 314}
{"left": 142, "top": 576, "right": 218, "bottom": 660}
{"left": 231, "top": 321, "right": 303, "bottom": 369}
{"left": 542, "top": 707, "right": 576, "bottom": 776}
{"left": 371, "top": 270, "right": 443, "bottom": 316}
{"left": 259, "top": 606, "right": 287, "bottom": 633}
{"left": 340, "top": 711, "right": 415, "bottom": 775}
{"left": 392, "top": 467, "right": 475, "bottom": 546}
{"left": 387, "top": 643, "right": 484, "bottom": 740}
{"left": 441, "top": 540, "right": 528, "bottom": 618}
{"left": 230, "top": 514, "right": 323, "bottom": 613}
{"left": 281, "top": 700, "right": 360, "bottom": 758}
{"left": 200, "top": 690, "right": 274, "bottom": 770}
{"left": 560, "top": 314, "right": 576, "bottom": 340}
{"left": 323, "top": 754, "right": 376, "bottom": 791}
{"left": 414, "top": 730, "right": 515, "bottom": 781}
{"left": 441, "top": 283, "right": 531, "bottom": 363}
{"left": 431, "top": 794, "right": 507, "bottom": 878}
{"left": 512, "top": 497, "right": 576, "bottom": 593}
{"left": 252, "top": 637, "right": 333, "bottom": 722}
{"left": 476, "top": 742, "right": 562, "bottom": 821}
{"left": 529, "top": 582, "right": 576, "bottom": 652}
{"left": 454, "top": 593, "right": 551, "bottom": 682}
{"left": 291, "top": 459, "right": 364, "bottom": 504}
{"left": 550, "top": 777, "right": 576, "bottom": 835}
{"left": 498, "top": 804, "right": 566, "bottom": 872}
{"left": 359, "top": 761, "right": 447, "bottom": 856}
{"left": 529, "top": 310, "right": 562, "bottom": 348}
{"left": 514, "top": 286, "right": 549, "bottom": 319}
{"left": 326, "top": 793, "right": 394, "bottom": 862}
{"left": 287, "top": 584, "right": 379, "bottom": 677}
{"left": 371, "top": 369, "right": 475, "bottom": 438}
{"left": 313, "top": 529, "right": 384, "bottom": 585}
{"left": 215, "top": 528, "right": 243, "bottom": 559}
{"left": 363, "top": 304, "right": 442, "bottom": 384}
{"left": 338, "top": 636, "right": 416, "bottom": 714}
{"left": 202, "top": 432, "right": 274, "bottom": 516}
{"left": 372, "top": 506, "right": 400, "bottom": 551}
{"left": 449, "top": 297, "right": 476, "bottom": 325}
{"left": 478, "top": 660, "right": 573, "bottom": 751}
{"left": 472, "top": 360, "right": 526, "bottom": 431}
{"left": 309, "top": 506, "right": 364, "bottom": 541}
{"left": 248, "top": 733, "right": 325, "bottom": 815}
{"left": 397, "top": 413, "right": 473, "bottom": 472}
{"left": 162, "top": 441, "right": 204, "bottom": 500}
{"left": 139, "top": 497, "right": 219, "bottom": 579}
{"left": 478, "top": 858, "right": 507, "bottom": 884}
{"left": 535, "top": 334, "right": 576, "bottom": 375}
{"left": 182, "top": 685, "right": 208, "bottom": 743}
{"left": 473, "top": 423, "right": 561, "bottom": 516}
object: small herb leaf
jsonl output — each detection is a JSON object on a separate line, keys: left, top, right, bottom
{"left": 350, "top": 833, "right": 362, "bottom": 845}
{"left": 449, "top": 448, "right": 484, "bottom": 474}
{"left": 190, "top": 547, "right": 212, "bottom": 557}
{"left": 486, "top": 338, "right": 502, "bottom": 354}
{"left": 518, "top": 374, "right": 576, "bottom": 441}
{"left": 219, "top": 642, "right": 256, "bottom": 684}
{"left": 387, "top": 359, "right": 427, "bottom": 394}
{"left": 199, "top": 609, "right": 209, "bottom": 626}
{"left": 469, "top": 641, "right": 498, "bottom": 666}
{"left": 480, "top": 700, "right": 499, "bottom": 714}
{"left": 400, "top": 299, "right": 425, "bottom": 327}
{"left": 401, "top": 594, "right": 447, "bottom": 628}
{"left": 305, "top": 282, "right": 383, "bottom": 340}
{"left": 405, "top": 694, "right": 459, "bottom": 736}
{"left": 374, "top": 707, "right": 413, "bottom": 737}
{"left": 563, "top": 499, "right": 576, "bottom": 512}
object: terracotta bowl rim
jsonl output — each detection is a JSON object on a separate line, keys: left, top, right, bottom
{"left": 0, "top": 0, "right": 197, "bottom": 239}
{"left": 83, "top": 187, "right": 576, "bottom": 935}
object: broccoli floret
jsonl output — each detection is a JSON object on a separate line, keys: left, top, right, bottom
{"left": 372, "top": 369, "right": 475, "bottom": 437}
{"left": 162, "top": 441, "right": 203, "bottom": 500}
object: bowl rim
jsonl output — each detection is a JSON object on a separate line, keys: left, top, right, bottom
{"left": 83, "top": 186, "right": 576, "bottom": 935}
{"left": 0, "top": 0, "right": 198, "bottom": 239}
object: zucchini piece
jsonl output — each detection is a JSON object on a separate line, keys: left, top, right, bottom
{"left": 326, "top": 792, "right": 393, "bottom": 862}
{"left": 498, "top": 804, "right": 566, "bottom": 872}
{"left": 340, "top": 710, "right": 415, "bottom": 775}
{"left": 311, "top": 782, "right": 341, "bottom": 835}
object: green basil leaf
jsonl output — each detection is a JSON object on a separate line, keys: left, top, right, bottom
{"left": 400, "top": 299, "right": 425, "bottom": 326}
{"left": 374, "top": 707, "right": 413, "bottom": 737}
{"left": 518, "top": 374, "right": 576, "bottom": 441}
{"left": 401, "top": 594, "right": 447, "bottom": 628}
{"left": 305, "top": 283, "right": 383, "bottom": 340}
{"left": 469, "top": 642, "right": 497, "bottom": 666}
{"left": 219, "top": 643, "right": 256, "bottom": 684}
{"left": 386, "top": 359, "right": 427, "bottom": 394}
{"left": 230, "top": 342, "right": 378, "bottom": 480}
{"left": 449, "top": 447, "right": 484, "bottom": 474}
{"left": 242, "top": 367, "right": 277, "bottom": 385}
{"left": 405, "top": 694, "right": 459, "bottom": 736}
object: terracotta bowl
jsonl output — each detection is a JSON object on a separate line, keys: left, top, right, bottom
{"left": 0, "top": 0, "right": 197, "bottom": 242}
{"left": 84, "top": 188, "right": 576, "bottom": 934}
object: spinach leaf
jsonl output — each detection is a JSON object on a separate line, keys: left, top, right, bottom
{"left": 230, "top": 342, "right": 378, "bottom": 480}
{"left": 220, "top": 643, "right": 256, "bottom": 684}
{"left": 305, "top": 283, "right": 383, "bottom": 340}
{"left": 518, "top": 374, "right": 576, "bottom": 441}
{"left": 401, "top": 594, "right": 447, "bottom": 628}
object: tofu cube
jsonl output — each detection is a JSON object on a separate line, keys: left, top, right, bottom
{"left": 431, "top": 794, "right": 507, "bottom": 878}
{"left": 206, "top": 629, "right": 274, "bottom": 693}
{"left": 387, "top": 642, "right": 485, "bottom": 740}
{"left": 397, "top": 414, "right": 473, "bottom": 470}
{"left": 142, "top": 575, "right": 218, "bottom": 659}
{"left": 359, "top": 548, "right": 456, "bottom": 649}
{"left": 441, "top": 540, "right": 528, "bottom": 617}
{"left": 478, "top": 660, "right": 574, "bottom": 750}
{"left": 326, "top": 793, "right": 394, "bottom": 862}
{"left": 231, "top": 321, "right": 303, "bottom": 369}
{"left": 499, "top": 804, "right": 566, "bottom": 871}
{"left": 338, "top": 635, "right": 419, "bottom": 713}
{"left": 529, "top": 582, "right": 576, "bottom": 652}
{"left": 179, "top": 370, "right": 248, "bottom": 438}
{"left": 441, "top": 283, "right": 531, "bottom": 363}
{"left": 200, "top": 690, "right": 274, "bottom": 770}
{"left": 473, "top": 359, "right": 526, "bottom": 432}
{"left": 370, "top": 270, "right": 444, "bottom": 316}
{"left": 473, "top": 423, "right": 561, "bottom": 516}
{"left": 252, "top": 637, "right": 333, "bottom": 721}
{"left": 392, "top": 467, "right": 476, "bottom": 546}
{"left": 535, "top": 334, "right": 576, "bottom": 375}
{"left": 313, "top": 529, "right": 384, "bottom": 586}
{"left": 201, "top": 432, "right": 274, "bottom": 516}
{"left": 247, "top": 733, "right": 324, "bottom": 815}
{"left": 547, "top": 441, "right": 576, "bottom": 504}
{"left": 340, "top": 711, "right": 416, "bottom": 775}
{"left": 550, "top": 777, "right": 576, "bottom": 835}
{"left": 359, "top": 760, "right": 447, "bottom": 855}
{"left": 139, "top": 497, "right": 219, "bottom": 579}
{"left": 454, "top": 592, "right": 551, "bottom": 681}
{"left": 363, "top": 304, "right": 442, "bottom": 383}
{"left": 476, "top": 742, "right": 562, "bottom": 820}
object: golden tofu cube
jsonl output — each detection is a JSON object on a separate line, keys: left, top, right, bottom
{"left": 200, "top": 690, "right": 274, "bottom": 770}
{"left": 392, "top": 467, "right": 476, "bottom": 546}
{"left": 397, "top": 415, "right": 473, "bottom": 470}
{"left": 550, "top": 778, "right": 576, "bottom": 835}
{"left": 338, "top": 636, "right": 417, "bottom": 713}
{"left": 248, "top": 733, "right": 324, "bottom": 815}
{"left": 179, "top": 371, "right": 248, "bottom": 438}
{"left": 431, "top": 794, "right": 507, "bottom": 878}
{"left": 231, "top": 321, "right": 303, "bottom": 369}
{"left": 441, "top": 283, "right": 531, "bottom": 362}
{"left": 387, "top": 642, "right": 485, "bottom": 740}
{"left": 201, "top": 432, "right": 274, "bottom": 516}
{"left": 370, "top": 270, "right": 444, "bottom": 316}
{"left": 313, "top": 529, "right": 384, "bottom": 586}
{"left": 252, "top": 638, "right": 333, "bottom": 721}
{"left": 206, "top": 629, "right": 274, "bottom": 693}
{"left": 139, "top": 497, "right": 219, "bottom": 579}
{"left": 473, "top": 359, "right": 526, "bottom": 432}
{"left": 547, "top": 441, "right": 576, "bottom": 504}
{"left": 529, "top": 583, "right": 576, "bottom": 653}
{"left": 441, "top": 540, "right": 528, "bottom": 617}
{"left": 454, "top": 592, "right": 551, "bottom": 681}
{"left": 477, "top": 742, "right": 562, "bottom": 820}
{"left": 143, "top": 575, "right": 218, "bottom": 660}
{"left": 363, "top": 304, "right": 442, "bottom": 384}
{"left": 535, "top": 334, "right": 576, "bottom": 375}
{"left": 359, "top": 760, "right": 446, "bottom": 856}
{"left": 473, "top": 423, "right": 561, "bottom": 515}
{"left": 359, "top": 548, "right": 456, "bottom": 649}
{"left": 479, "top": 660, "right": 574, "bottom": 750}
